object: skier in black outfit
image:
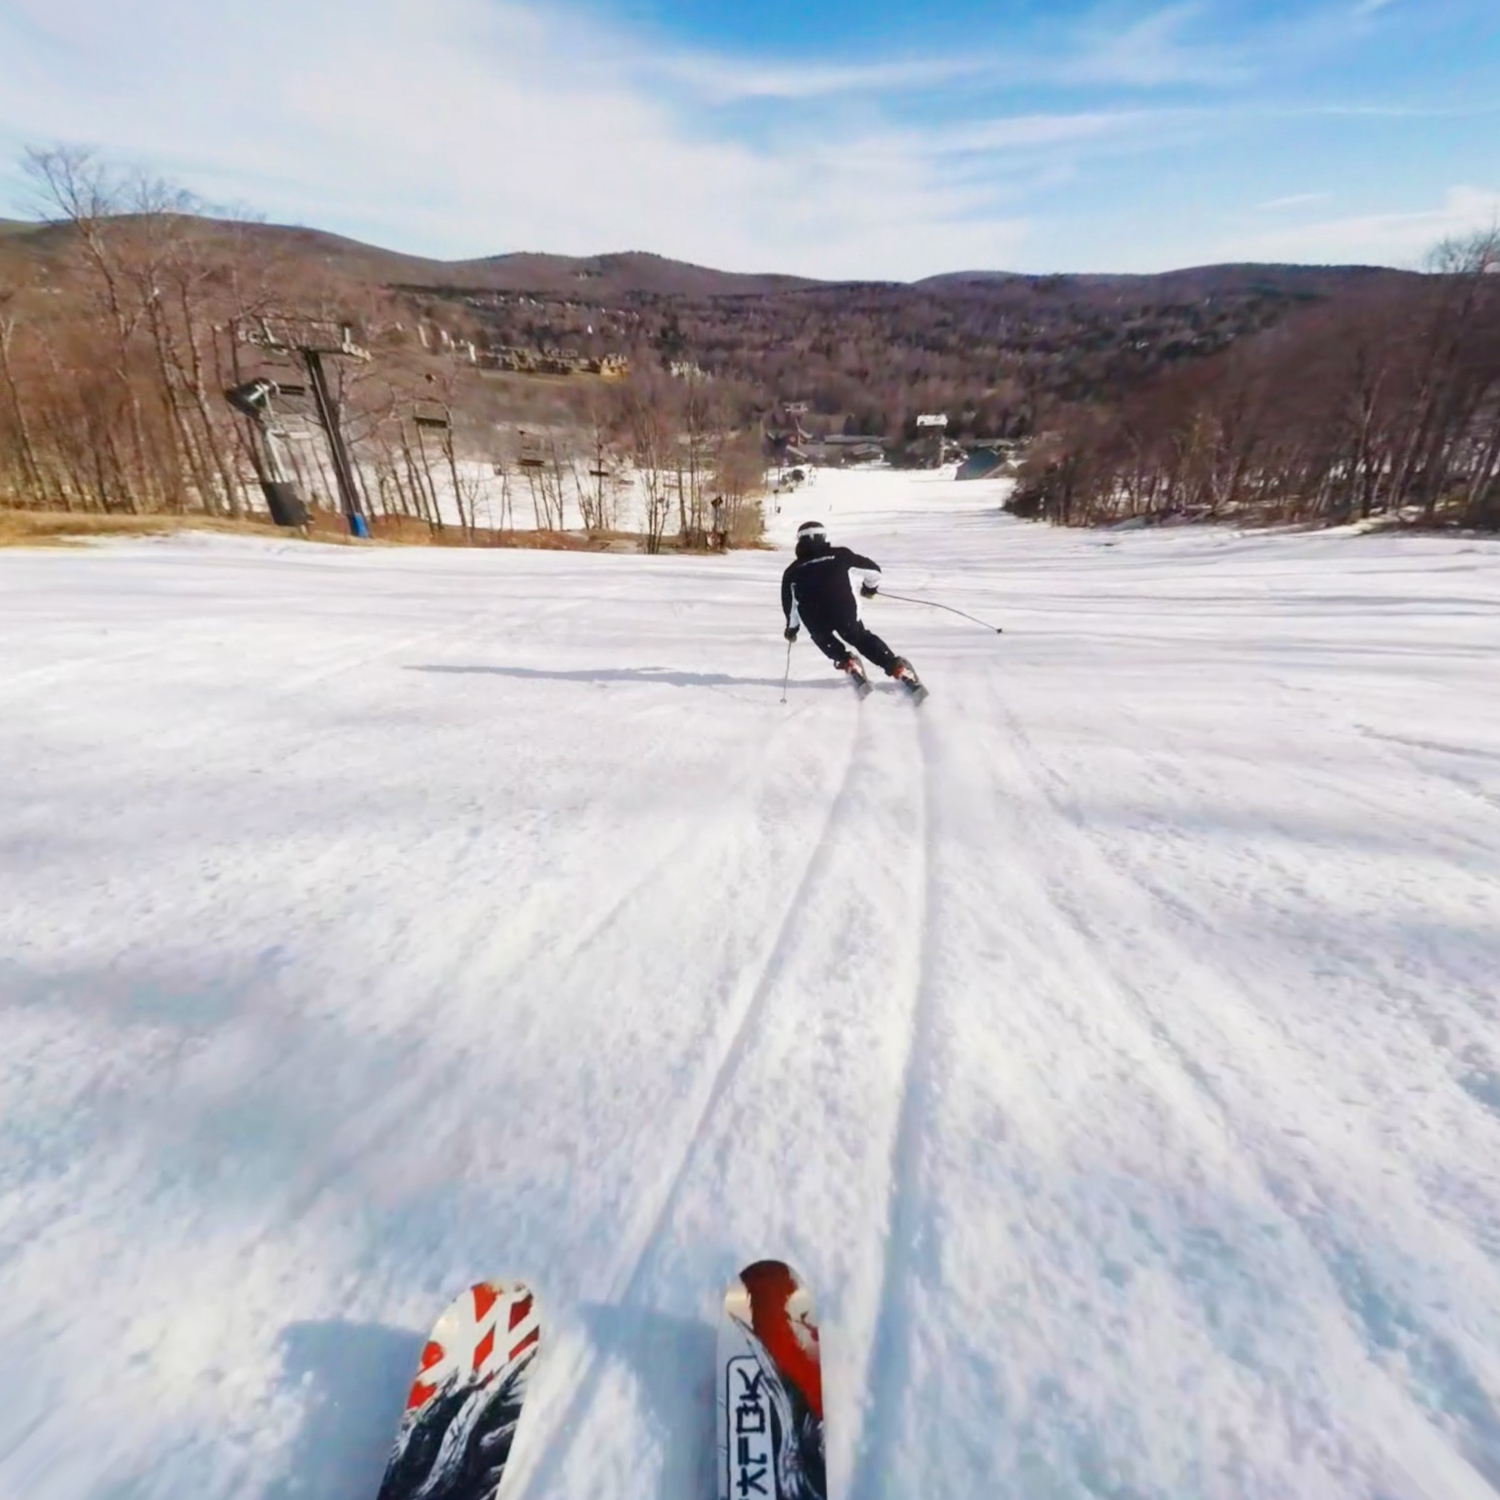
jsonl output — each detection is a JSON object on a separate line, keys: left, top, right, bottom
{"left": 781, "top": 521, "right": 922, "bottom": 691}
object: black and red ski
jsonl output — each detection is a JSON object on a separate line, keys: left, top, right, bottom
{"left": 376, "top": 1281, "right": 540, "bottom": 1500}
{"left": 717, "top": 1260, "right": 826, "bottom": 1500}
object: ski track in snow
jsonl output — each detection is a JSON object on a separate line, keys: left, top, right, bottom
{"left": 509, "top": 701, "right": 877, "bottom": 1500}
{"left": 3, "top": 475, "right": 1500, "bottom": 1499}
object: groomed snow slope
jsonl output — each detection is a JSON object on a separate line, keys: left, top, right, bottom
{"left": 3, "top": 471, "right": 1500, "bottom": 1500}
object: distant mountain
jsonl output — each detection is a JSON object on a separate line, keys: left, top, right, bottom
{"left": 0, "top": 214, "right": 1427, "bottom": 443}
{"left": 1, "top": 216, "right": 1420, "bottom": 302}
{"left": 232, "top": 226, "right": 828, "bottom": 297}
{"left": 439, "top": 250, "right": 823, "bottom": 299}
{"left": 0, "top": 216, "right": 824, "bottom": 298}
{"left": 916, "top": 263, "right": 1413, "bottom": 300}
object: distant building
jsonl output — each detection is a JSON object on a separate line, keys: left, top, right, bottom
{"left": 477, "top": 346, "right": 631, "bottom": 379}
{"left": 591, "top": 354, "right": 631, "bottom": 379}
{"left": 799, "top": 440, "right": 884, "bottom": 466}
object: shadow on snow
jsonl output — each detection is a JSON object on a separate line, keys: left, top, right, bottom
{"left": 408, "top": 664, "right": 849, "bottom": 692}
{"left": 261, "top": 1306, "right": 716, "bottom": 1500}
{"left": 262, "top": 1319, "right": 425, "bottom": 1500}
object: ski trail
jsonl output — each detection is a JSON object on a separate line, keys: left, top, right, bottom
{"left": 508, "top": 705, "right": 873, "bottom": 1500}
{"left": 512, "top": 692, "right": 933, "bottom": 1500}
{"left": 991, "top": 691, "right": 1500, "bottom": 1492}
{"left": 602, "top": 710, "right": 874, "bottom": 1295}
{"left": 422, "top": 692, "right": 828, "bottom": 1021}
{"left": 819, "top": 657, "right": 1493, "bottom": 1497}
{"left": 1006, "top": 674, "right": 1500, "bottom": 1120}
{"left": 846, "top": 704, "right": 937, "bottom": 1500}
{"left": 1352, "top": 724, "right": 1500, "bottom": 821}
{"left": 642, "top": 690, "right": 930, "bottom": 1500}
{"left": 909, "top": 670, "right": 1497, "bottom": 1498}
{"left": 0, "top": 639, "right": 166, "bottom": 697}
{"left": 219, "top": 666, "right": 800, "bottom": 1224}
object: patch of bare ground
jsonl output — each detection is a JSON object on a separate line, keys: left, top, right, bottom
{"left": 0, "top": 507, "right": 763, "bottom": 553}
{"left": 0, "top": 510, "right": 284, "bottom": 548}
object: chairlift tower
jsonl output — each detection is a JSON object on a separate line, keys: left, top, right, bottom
{"left": 235, "top": 316, "right": 372, "bottom": 536}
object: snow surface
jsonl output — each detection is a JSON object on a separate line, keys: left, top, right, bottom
{"left": 3, "top": 470, "right": 1500, "bottom": 1500}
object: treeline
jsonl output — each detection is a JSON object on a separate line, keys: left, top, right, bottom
{"left": 0, "top": 149, "right": 765, "bottom": 549}
{"left": 0, "top": 150, "right": 300, "bottom": 518}
{"left": 1012, "top": 234, "right": 1500, "bottom": 532}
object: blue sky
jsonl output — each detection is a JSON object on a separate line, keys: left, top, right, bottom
{"left": 0, "top": 0, "right": 1496, "bottom": 278}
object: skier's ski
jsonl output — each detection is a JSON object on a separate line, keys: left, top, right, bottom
{"left": 718, "top": 1261, "right": 826, "bottom": 1500}
{"left": 841, "top": 658, "right": 873, "bottom": 699}
{"left": 376, "top": 1281, "right": 540, "bottom": 1500}
{"left": 892, "top": 658, "right": 928, "bottom": 705}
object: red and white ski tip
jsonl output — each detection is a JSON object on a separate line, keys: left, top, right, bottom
{"left": 405, "top": 1281, "right": 539, "bottom": 1412}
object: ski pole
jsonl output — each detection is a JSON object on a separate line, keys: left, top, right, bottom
{"left": 879, "top": 591, "right": 1004, "bottom": 634}
{"left": 780, "top": 638, "right": 794, "bottom": 704}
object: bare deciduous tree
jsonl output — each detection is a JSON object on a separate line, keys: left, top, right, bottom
{"left": 1014, "top": 230, "right": 1500, "bottom": 533}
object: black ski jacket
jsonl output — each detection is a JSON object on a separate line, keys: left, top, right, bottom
{"left": 781, "top": 537, "right": 881, "bottom": 628}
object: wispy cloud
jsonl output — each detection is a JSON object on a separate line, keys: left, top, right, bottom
{"left": 1258, "top": 192, "right": 1332, "bottom": 212}
{"left": 648, "top": 51, "right": 988, "bottom": 103}
{"left": 1063, "top": 3, "right": 1252, "bottom": 88}
{"left": 649, "top": 3, "right": 1265, "bottom": 103}
{"left": 1307, "top": 101, "right": 1500, "bottom": 119}
{"left": 1239, "top": 185, "right": 1500, "bottom": 264}
{"left": 818, "top": 107, "right": 1181, "bottom": 173}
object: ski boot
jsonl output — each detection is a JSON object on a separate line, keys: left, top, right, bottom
{"left": 838, "top": 654, "right": 873, "bottom": 699}
{"left": 889, "top": 657, "right": 928, "bottom": 704}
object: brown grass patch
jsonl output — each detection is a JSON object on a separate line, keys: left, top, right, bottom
{"left": 359, "top": 513, "right": 633, "bottom": 550}
{"left": 1, "top": 506, "right": 765, "bottom": 553}
{"left": 0, "top": 510, "right": 289, "bottom": 548}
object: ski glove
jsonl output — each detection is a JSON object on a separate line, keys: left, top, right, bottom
{"left": 860, "top": 580, "right": 880, "bottom": 598}
{"left": 784, "top": 626, "right": 799, "bottom": 642}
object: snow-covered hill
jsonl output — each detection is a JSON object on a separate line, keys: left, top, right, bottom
{"left": 3, "top": 471, "right": 1499, "bottom": 1499}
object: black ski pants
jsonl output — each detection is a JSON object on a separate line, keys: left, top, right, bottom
{"left": 804, "top": 613, "right": 899, "bottom": 674}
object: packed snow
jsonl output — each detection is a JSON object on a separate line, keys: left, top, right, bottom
{"left": 3, "top": 470, "right": 1500, "bottom": 1500}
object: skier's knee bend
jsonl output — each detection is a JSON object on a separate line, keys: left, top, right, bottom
{"left": 805, "top": 621, "right": 848, "bottom": 666}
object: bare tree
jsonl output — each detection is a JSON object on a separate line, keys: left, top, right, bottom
{"left": 618, "top": 374, "right": 674, "bottom": 552}
{"left": 1013, "top": 230, "right": 1500, "bottom": 533}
